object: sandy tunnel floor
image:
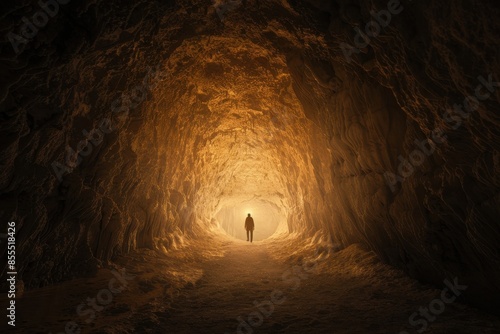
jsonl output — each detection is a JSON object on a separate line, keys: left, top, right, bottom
{"left": 4, "top": 233, "right": 500, "bottom": 334}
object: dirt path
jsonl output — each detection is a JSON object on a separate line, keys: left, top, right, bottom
{"left": 5, "top": 235, "right": 500, "bottom": 334}
{"left": 128, "top": 238, "right": 500, "bottom": 334}
{"left": 159, "top": 240, "right": 292, "bottom": 333}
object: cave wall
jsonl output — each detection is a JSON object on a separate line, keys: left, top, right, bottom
{"left": 1, "top": 0, "right": 499, "bottom": 310}
{"left": 301, "top": 0, "right": 500, "bottom": 308}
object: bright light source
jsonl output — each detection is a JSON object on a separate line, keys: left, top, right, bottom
{"left": 215, "top": 201, "right": 283, "bottom": 241}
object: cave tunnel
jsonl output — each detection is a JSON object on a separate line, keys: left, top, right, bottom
{"left": 1, "top": 0, "right": 500, "bottom": 333}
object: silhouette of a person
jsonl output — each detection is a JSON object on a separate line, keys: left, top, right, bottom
{"left": 245, "top": 213, "right": 254, "bottom": 242}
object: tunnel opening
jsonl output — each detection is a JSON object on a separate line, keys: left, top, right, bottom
{"left": 214, "top": 199, "right": 286, "bottom": 241}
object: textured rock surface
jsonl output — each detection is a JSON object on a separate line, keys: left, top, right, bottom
{"left": 0, "top": 0, "right": 499, "bottom": 312}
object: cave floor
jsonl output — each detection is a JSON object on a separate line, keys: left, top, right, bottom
{"left": 7, "top": 234, "right": 500, "bottom": 334}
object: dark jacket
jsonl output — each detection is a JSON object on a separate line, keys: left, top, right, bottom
{"left": 245, "top": 217, "right": 254, "bottom": 231}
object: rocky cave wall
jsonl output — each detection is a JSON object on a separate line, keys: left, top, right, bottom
{"left": 0, "top": 0, "right": 499, "bottom": 310}
{"left": 308, "top": 0, "right": 500, "bottom": 309}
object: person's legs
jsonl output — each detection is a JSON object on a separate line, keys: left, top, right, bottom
{"left": 250, "top": 230, "right": 253, "bottom": 243}
{"left": 246, "top": 230, "right": 249, "bottom": 241}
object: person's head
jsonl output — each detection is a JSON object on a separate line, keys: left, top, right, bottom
{"left": 248, "top": 213, "right": 251, "bottom": 217}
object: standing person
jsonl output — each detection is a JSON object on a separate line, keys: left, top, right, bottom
{"left": 245, "top": 213, "right": 254, "bottom": 242}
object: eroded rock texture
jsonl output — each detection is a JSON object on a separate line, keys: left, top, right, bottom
{"left": 0, "top": 0, "right": 499, "bottom": 311}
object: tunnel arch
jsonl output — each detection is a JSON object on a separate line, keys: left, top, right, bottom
{"left": 131, "top": 32, "right": 337, "bottom": 244}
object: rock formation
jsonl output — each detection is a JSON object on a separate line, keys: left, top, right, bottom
{"left": 1, "top": 0, "right": 499, "bottom": 314}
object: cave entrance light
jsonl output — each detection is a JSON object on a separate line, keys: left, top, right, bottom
{"left": 215, "top": 198, "right": 287, "bottom": 241}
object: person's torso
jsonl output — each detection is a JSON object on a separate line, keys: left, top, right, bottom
{"left": 245, "top": 217, "right": 254, "bottom": 228}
